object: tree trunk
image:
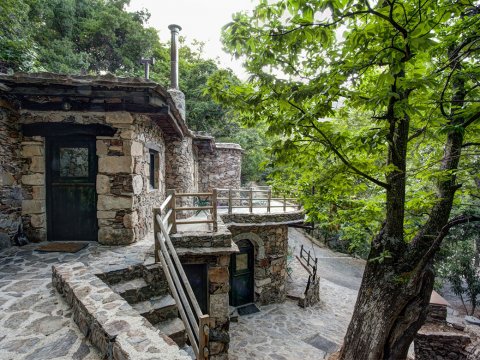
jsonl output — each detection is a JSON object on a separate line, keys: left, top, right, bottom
{"left": 339, "top": 251, "right": 435, "bottom": 359}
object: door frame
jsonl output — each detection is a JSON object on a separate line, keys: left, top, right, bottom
{"left": 45, "top": 134, "right": 98, "bottom": 241}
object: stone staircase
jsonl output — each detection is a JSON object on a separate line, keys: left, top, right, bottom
{"left": 99, "top": 264, "right": 188, "bottom": 348}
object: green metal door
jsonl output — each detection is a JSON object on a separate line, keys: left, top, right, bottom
{"left": 230, "top": 239, "right": 254, "bottom": 307}
{"left": 46, "top": 136, "right": 97, "bottom": 241}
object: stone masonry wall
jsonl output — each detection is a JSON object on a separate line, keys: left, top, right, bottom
{"left": 0, "top": 106, "right": 24, "bottom": 248}
{"left": 415, "top": 324, "right": 472, "bottom": 360}
{"left": 179, "top": 253, "right": 231, "bottom": 360}
{"left": 197, "top": 143, "right": 242, "bottom": 192}
{"left": 165, "top": 136, "right": 195, "bottom": 218}
{"left": 131, "top": 114, "right": 165, "bottom": 242}
{"left": 96, "top": 112, "right": 165, "bottom": 244}
{"left": 228, "top": 224, "right": 288, "bottom": 305}
{"left": 10, "top": 110, "right": 167, "bottom": 245}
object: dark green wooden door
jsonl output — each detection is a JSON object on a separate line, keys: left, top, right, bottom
{"left": 230, "top": 239, "right": 254, "bottom": 307}
{"left": 183, "top": 264, "right": 209, "bottom": 314}
{"left": 46, "top": 136, "right": 97, "bottom": 241}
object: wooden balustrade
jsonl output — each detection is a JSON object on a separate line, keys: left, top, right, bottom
{"left": 216, "top": 187, "right": 301, "bottom": 214}
{"left": 153, "top": 206, "right": 210, "bottom": 360}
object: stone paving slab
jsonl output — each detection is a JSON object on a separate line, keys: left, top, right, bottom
{"left": 0, "top": 236, "right": 155, "bottom": 360}
{"left": 229, "top": 228, "right": 365, "bottom": 360}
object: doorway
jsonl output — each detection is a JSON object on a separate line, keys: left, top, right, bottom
{"left": 46, "top": 136, "right": 97, "bottom": 241}
{"left": 230, "top": 239, "right": 254, "bottom": 307}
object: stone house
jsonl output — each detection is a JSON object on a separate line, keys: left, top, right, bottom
{"left": 0, "top": 73, "right": 242, "bottom": 248}
{"left": 0, "top": 26, "right": 304, "bottom": 359}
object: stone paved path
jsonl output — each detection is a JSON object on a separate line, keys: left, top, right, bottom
{"left": 0, "top": 229, "right": 366, "bottom": 360}
{"left": 229, "top": 228, "right": 366, "bottom": 360}
{"left": 0, "top": 238, "right": 154, "bottom": 360}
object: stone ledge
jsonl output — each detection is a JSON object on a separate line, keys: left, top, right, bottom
{"left": 220, "top": 211, "right": 305, "bottom": 225}
{"left": 176, "top": 243, "right": 239, "bottom": 256}
{"left": 52, "top": 262, "right": 190, "bottom": 360}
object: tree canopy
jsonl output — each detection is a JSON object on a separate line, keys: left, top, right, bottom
{"left": 212, "top": 0, "right": 480, "bottom": 358}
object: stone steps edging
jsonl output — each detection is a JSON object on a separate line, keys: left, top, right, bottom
{"left": 52, "top": 262, "right": 191, "bottom": 360}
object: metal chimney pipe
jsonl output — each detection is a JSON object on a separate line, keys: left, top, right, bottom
{"left": 168, "top": 24, "right": 182, "bottom": 90}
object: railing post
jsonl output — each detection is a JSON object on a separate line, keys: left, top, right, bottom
{"left": 249, "top": 187, "right": 253, "bottom": 213}
{"left": 167, "top": 189, "right": 177, "bottom": 234}
{"left": 283, "top": 194, "right": 286, "bottom": 212}
{"left": 198, "top": 315, "right": 210, "bottom": 360}
{"left": 228, "top": 188, "right": 232, "bottom": 214}
{"left": 153, "top": 208, "right": 161, "bottom": 263}
{"left": 212, "top": 189, "right": 218, "bottom": 232}
{"left": 267, "top": 189, "right": 271, "bottom": 213}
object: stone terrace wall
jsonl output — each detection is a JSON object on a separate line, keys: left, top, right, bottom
{"left": 197, "top": 143, "right": 242, "bottom": 192}
{"left": 415, "top": 323, "right": 472, "bottom": 360}
{"left": 228, "top": 224, "right": 289, "bottom": 304}
{"left": 0, "top": 107, "right": 23, "bottom": 248}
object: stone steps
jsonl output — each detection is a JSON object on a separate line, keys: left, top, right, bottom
{"left": 111, "top": 278, "right": 156, "bottom": 303}
{"left": 106, "top": 265, "right": 187, "bottom": 349}
{"left": 131, "top": 294, "right": 178, "bottom": 324}
{"left": 155, "top": 317, "right": 187, "bottom": 348}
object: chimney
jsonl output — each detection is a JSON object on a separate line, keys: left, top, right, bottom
{"left": 167, "top": 24, "right": 186, "bottom": 121}
{"left": 168, "top": 24, "right": 182, "bottom": 90}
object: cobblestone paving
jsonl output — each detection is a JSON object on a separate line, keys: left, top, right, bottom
{"left": 229, "top": 228, "right": 366, "bottom": 360}
{"left": 0, "top": 238, "right": 154, "bottom": 360}
{"left": 0, "top": 229, "right": 366, "bottom": 360}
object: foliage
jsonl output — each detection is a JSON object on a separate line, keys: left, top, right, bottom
{"left": 214, "top": 0, "right": 480, "bottom": 356}
{"left": 436, "top": 222, "right": 480, "bottom": 315}
{"left": 0, "top": 0, "right": 159, "bottom": 74}
{"left": 0, "top": 0, "right": 270, "bottom": 184}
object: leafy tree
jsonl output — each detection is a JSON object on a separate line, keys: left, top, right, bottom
{"left": 1, "top": 0, "right": 160, "bottom": 74}
{"left": 213, "top": 0, "right": 480, "bottom": 358}
{"left": 436, "top": 222, "right": 480, "bottom": 316}
{"left": 0, "top": 0, "right": 39, "bottom": 71}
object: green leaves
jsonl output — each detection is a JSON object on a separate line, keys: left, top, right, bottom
{"left": 215, "top": 0, "right": 480, "bottom": 258}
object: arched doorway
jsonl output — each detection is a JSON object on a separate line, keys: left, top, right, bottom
{"left": 229, "top": 239, "right": 254, "bottom": 307}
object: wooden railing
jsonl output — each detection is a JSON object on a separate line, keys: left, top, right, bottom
{"left": 216, "top": 187, "right": 301, "bottom": 214}
{"left": 154, "top": 197, "right": 210, "bottom": 360}
{"left": 297, "top": 244, "right": 318, "bottom": 295}
{"left": 166, "top": 189, "right": 218, "bottom": 234}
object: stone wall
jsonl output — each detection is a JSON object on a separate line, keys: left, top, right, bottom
{"left": 52, "top": 262, "right": 190, "bottom": 360}
{"left": 165, "top": 136, "right": 195, "bottom": 217}
{"left": 20, "top": 136, "right": 46, "bottom": 242}
{"left": 0, "top": 106, "right": 23, "bottom": 248}
{"left": 197, "top": 143, "right": 242, "bottom": 192}
{"left": 179, "top": 253, "right": 231, "bottom": 360}
{"left": 96, "top": 112, "right": 166, "bottom": 244}
{"left": 0, "top": 108, "right": 169, "bottom": 246}
{"left": 228, "top": 225, "right": 289, "bottom": 305}
{"left": 415, "top": 323, "right": 472, "bottom": 360}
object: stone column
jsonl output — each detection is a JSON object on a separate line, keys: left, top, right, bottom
{"left": 165, "top": 136, "right": 195, "bottom": 218}
{"left": 97, "top": 112, "right": 137, "bottom": 245}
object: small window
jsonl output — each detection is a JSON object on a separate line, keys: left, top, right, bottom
{"left": 149, "top": 150, "right": 159, "bottom": 189}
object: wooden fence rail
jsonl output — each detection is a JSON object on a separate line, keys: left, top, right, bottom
{"left": 154, "top": 204, "right": 210, "bottom": 360}
{"left": 216, "top": 187, "right": 301, "bottom": 214}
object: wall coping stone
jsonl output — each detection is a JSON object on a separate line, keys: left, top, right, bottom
{"left": 221, "top": 211, "right": 305, "bottom": 226}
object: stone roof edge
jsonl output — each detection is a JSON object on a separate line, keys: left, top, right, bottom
{"left": 215, "top": 142, "right": 244, "bottom": 151}
{"left": 0, "top": 72, "right": 191, "bottom": 137}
